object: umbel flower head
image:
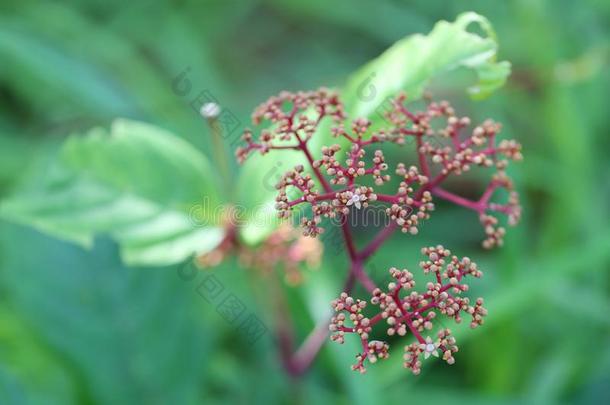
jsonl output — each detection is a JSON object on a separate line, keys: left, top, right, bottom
{"left": 329, "top": 246, "right": 487, "bottom": 374}
{"left": 236, "top": 87, "right": 522, "bottom": 376}
{"left": 237, "top": 88, "right": 522, "bottom": 248}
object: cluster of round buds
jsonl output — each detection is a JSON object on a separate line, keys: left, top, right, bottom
{"left": 422, "top": 143, "right": 495, "bottom": 175}
{"left": 437, "top": 328, "right": 459, "bottom": 364}
{"left": 386, "top": 191, "right": 433, "bottom": 235}
{"left": 416, "top": 113, "right": 522, "bottom": 193}
{"left": 237, "top": 89, "right": 522, "bottom": 247}
{"left": 352, "top": 341, "right": 390, "bottom": 374}
{"left": 420, "top": 246, "right": 482, "bottom": 280}
{"left": 238, "top": 223, "right": 323, "bottom": 285}
{"left": 330, "top": 293, "right": 373, "bottom": 341}
{"left": 370, "top": 268, "right": 417, "bottom": 336}
{"left": 275, "top": 165, "right": 318, "bottom": 218}
{"left": 315, "top": 143, "right": 391, "bottom": 186}
{"left": 251, "top": 88, "right": 344, "bottom": 125}
{"left": 236, "top": 88, "right": 345, "bottom": 163}
{"left": 315, "top": 118, "right": 391, "bottom": 187}
{"left": 330, "top": 293, "right": 390, "bottom": 373}
{"left": 377, "top": 94, "right": 523, "bottom": 247}
{"left": 274, "top": 165, "right": 335, "bottom": 237}
{"left": 474, "top": 172, "right": 522, "bottom": 248}
{"left": 415, "top": 115, "right": 519, "bottom": 176}
{"left": 315, "top": 144, "right": 344, "bottom": 184}
{"left": 198, "top": 222, "right": 322, "bottom": 285}
{"left": 330, "top": 246, "right": 487, "bottom": 375}
{"left": 384, "top": 94, "right": 452, "bottom": 137}
{"left": 480, "top": 214, "right": 505, "bottom": 249}
{"left": 403, "top": 343, "right": 424, "bottom": 374}
{"left": 371, "top": 150, "right": 391, "bottom": 185}
{"left": 384, "top": 164, "right": 434, "bottom": 234}
{"left": 395, "top": 164, "right": 429, "bottom": 203}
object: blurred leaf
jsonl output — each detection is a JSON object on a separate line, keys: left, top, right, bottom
{"left": 0, "top": 119, "right": 223, "bottom": 266}
{"left": 0, "top": 23, "right": 135, "bottom": 117}
{"left": 267, "top": 0, "right": 430, "bottom": 43}
{"left": 0, "top": 133, "right": 38, "bottom": 196}
{"left": 0, "top": 224, "right": 213, "bottom": 405}
{"left": 0, "top": 308, "right": 77, "bottom": 405}
{"left": 234, "top": 151, "right": 298, "bottom": 245}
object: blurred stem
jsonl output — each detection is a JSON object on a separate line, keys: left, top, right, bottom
{"left": 277, "top": 260, "right": 359, "bottom": 376}
{"left": 206, "top": 117, "right": 232, "bottom": 187}
{"left": 360, "top": 224, "right": 396, "bottom": 261}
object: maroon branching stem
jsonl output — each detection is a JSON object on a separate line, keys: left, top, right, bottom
{"left": 280, "top": 139, "right": 377, "bottom": 375}
{"left": 297, "top": 135, "right": 334, "bottom": 194}
{"left": 360, "top": 224, "right": 396, "bottom": 261}
{"left": 277, "top": 255, "right": 365, "bottom": 376}
{"left": 433, "top": 188, "right": 483, "bottom": 212}
{"left": 339, "top": 218, "right": 358, "bottom": 261}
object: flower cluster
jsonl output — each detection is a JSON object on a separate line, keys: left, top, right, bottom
{"left": 329, "top": 293, "right": 390, "bottom": 373}
{"left": 384, "top": 94, "right": 522, "bottom": 246}
{"left": 237, "top": 88, "right": 522, "bottom": 248}
{"left": 329, "top": 245, "right": 487, "bottom": 374}
{"left": 236, "top": 87, "right": 522, "bottom": 376}
{"left": 239, "top": 223, "right": 322, "bottom": 284}
{"left": 236, "top": 88, "right": 345, "bottom": 163}
{"left": 198, "top": 222, "right": 322, "bottom": 285}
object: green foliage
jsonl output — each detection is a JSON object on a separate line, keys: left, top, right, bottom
{"left": 343, "top": 12, "right": 510, "bottom": 119}
{"left": 0, "top": 309, "right": 76, "bottom": 404}
{"left": 0, "top": 1, "right": 608, "bottom": 404}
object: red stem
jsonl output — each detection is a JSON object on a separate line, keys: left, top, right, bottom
{"left": 359, "top": 224, "right": 396, "bottom": 261}
{"left": 280, "top": 139, "right": 380, "bottom": 376}
{"left": 298, "top": 140, "right": 333, "bottom": 193}
{"left": 433, "top": 187, "right": 483, "bottom": 212}
{"left": 416, "top": 135, "right": 430, "bottom": 177}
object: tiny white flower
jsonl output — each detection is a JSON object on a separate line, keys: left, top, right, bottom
{"left": 346, "top": 193, "right": 366, "bottom": 209}
{"left": 419, "top": 336, "right": 439, "bottom": 359}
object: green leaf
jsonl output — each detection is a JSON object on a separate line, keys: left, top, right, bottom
{"left": 0, "top": 223, "right": 215, "bottom": 404}
{"left": 235, "top": 151, "right": 300, "bottom": 244}
{"left": 0, "top": 119, "right": 223, "bottom": 266}
{"left": 0, "top": 308, "right": 77, "bottom": 405}
{"left": 236, "top": 12, "right": 510, "bottom": 245}
{"left": 342, "top": 11, "right": 510, "bottom": 119}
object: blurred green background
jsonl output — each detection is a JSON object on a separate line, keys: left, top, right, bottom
{"left": 0, "top": 0, "right": 609, "bottom": 404}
